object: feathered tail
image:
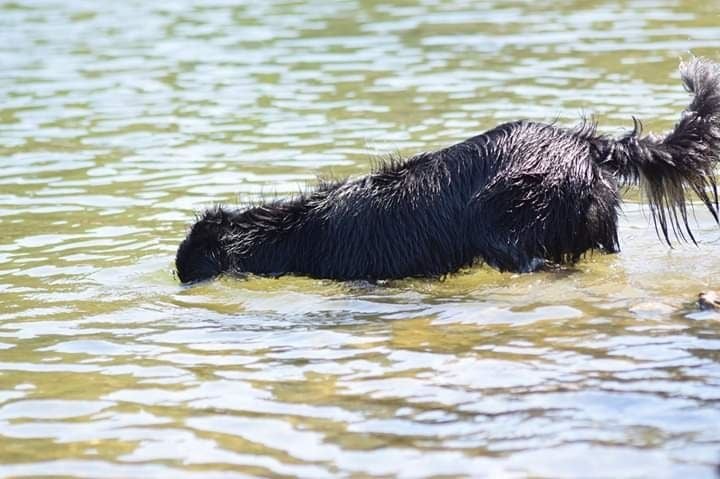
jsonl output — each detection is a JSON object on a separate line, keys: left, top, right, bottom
{"left": 603, "top": 57, "right": 720, "bottom": 244}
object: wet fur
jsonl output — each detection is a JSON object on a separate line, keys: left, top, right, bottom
{"left": 176, "top": 58, "right": 720, "bottom": 283}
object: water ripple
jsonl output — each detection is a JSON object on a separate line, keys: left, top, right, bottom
{"left": 1, "top": 0, "right": 720, "bottom": 477}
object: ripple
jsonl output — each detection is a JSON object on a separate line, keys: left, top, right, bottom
{"left": 1, "top": 0, "right": 720, "bottom": 477}
{"left": 0, "top": 399, "right": 114, "bottom": 420}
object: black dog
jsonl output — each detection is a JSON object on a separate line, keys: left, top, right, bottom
{"left": 176, "top": 58, "right": 720, "bottom": 283}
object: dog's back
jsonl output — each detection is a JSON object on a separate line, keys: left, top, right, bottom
{"left": 240, "top": 141, "right": 493, "bottom": 279}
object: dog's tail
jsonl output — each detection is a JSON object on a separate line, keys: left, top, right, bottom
{"left": 603, "top": 57, "right": 720, "bottom": 244}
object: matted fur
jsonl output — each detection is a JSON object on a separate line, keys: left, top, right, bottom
{"left": 176, "top": 58, "right": 720, "bottom": 283}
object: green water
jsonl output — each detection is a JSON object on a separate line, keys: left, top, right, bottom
{"left": 2, "top": 0, "right": 720, "bottom": 477}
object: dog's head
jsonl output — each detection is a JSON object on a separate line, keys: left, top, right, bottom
{"left": 175, "top": 209, "right": 230, "bottom": 284}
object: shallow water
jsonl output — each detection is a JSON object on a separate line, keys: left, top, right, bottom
{"left": 2, "top": 0, "right": 720, "bottom": 477}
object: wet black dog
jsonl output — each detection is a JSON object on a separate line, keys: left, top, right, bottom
{"left": 176, "top": 58, "right": 720, "bottom": 283}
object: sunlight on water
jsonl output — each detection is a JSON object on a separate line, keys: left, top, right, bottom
{"left": 1, "top": 0, "right": 720, "bottom": 477}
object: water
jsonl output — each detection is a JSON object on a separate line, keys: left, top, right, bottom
{"left": 2, "top": 0, "right": 720, "bottom": 477}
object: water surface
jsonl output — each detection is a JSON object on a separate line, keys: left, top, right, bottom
{"left": 1, "top": 0, "right": 720, "bottom": 477}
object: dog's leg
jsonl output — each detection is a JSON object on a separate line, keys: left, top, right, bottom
{"left": 584, "top": 185, "right": 620, "bottom": 254}
{"left": 466, "top": 170, "right": 618, "bottom": 272}
{"left": 468, "top": 227, "right": 547, "bottom": 272}
{"left": 466, "top": 174, "right": 551, "bottom": 272}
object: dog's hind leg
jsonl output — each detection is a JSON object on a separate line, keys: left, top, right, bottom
{"left": 584, "top": 186, "right": 620, "bottom": 254}
{"left": 468, "top": 226, "right": 549, "bottom": 273}
{"left": 465, "top": 174, "right": 554, "bottom": 272}
{"left": 466, "top": 170, "right": 618, "bottom": 273}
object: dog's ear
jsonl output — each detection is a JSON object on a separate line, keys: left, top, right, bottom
{"left": 202, "top": 207, "right": 225, "bottom": 224}
{"left": 191, "top": 207, "right": 228, "bottom": 241}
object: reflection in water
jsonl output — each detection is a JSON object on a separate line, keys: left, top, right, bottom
{"left": 1, "top": 0, "right": 720, "bottom": 477}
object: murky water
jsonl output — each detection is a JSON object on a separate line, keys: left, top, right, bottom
{"left": 2, "top": 0, "right": 720, "bottom": 477}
